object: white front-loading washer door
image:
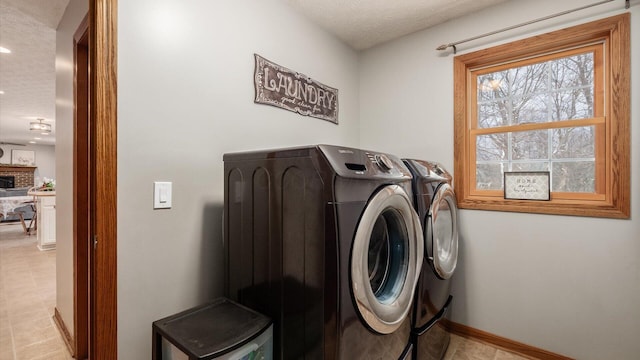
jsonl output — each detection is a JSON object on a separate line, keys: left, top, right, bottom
{"left": 351, "top": 184, "right": 423, "bottom": 335}
{"left": 426, "top": 183, "right": 459, "bottom": 279}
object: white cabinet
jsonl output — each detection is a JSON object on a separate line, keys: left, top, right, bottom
{"left": 36, "top": 194, "right": 56, "bottom": 250}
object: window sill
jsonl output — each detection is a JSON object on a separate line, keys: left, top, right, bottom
{"left": 457, "top": 194, "right": 629, "bottom": 219}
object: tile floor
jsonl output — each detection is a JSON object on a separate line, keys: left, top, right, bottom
{"left": 444, "top": 334, "right": 530, "bottom": 360}
{"left": 0, "top": 221, "right": 528, "bottom": 360}
{"left": 0, "top": 223, "right": 72, "bottom": 360}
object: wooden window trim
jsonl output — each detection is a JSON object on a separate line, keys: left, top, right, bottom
{"left": 453, "top": 14, "right": 630, "bottom": 218}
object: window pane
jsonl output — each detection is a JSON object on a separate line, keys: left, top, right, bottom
{"left": 552, "top": 126, "right": 595, "bottom": 159}
{"left": 512, "top": 130, "right": 548, "bottom": 160}
{"left": 478, "top": 73, "right": 508, "bottom": 101}
{"left": 478, "top": 100, "right": 509, "bottom": 128}
{"left": 476, "top": 163, "right": 503, "bottom": 190}
{"left": 511, "top": 93, "right": 547, "bottom": 125}
{"left": 549, "top": 89, "right": 593, "bottom": 121}
{"left": 551, "top": 53, "right": 594, "bottom": 89}
{"left": 512, "top": 162, "right": 549, "bottom": 171}
{"left": 552, "top": 161, "right": 595, "bottom": 192}
{"left": 475, "top": 126, "right": 597, "bottom": 193}
{"left": 477, "top": 133, "right": 508, "bottom": 161}
{"left": 477, "top": 52, "right": 595, "bottom": 128}
{"left": 506, "top": 63, "right": 547, "bottom": 98}
{"left": 550, "top": 53, "right": 594, "bottom": 120}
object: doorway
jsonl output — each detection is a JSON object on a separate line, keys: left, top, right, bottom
{"left": 71, "top": 1, "right": 117, "bottom": 358}
{"left": 72, "top": 13, "right": 89, "bottom": 359}
{"left": 87, "top": 0, "right": 117, "bottom": 356}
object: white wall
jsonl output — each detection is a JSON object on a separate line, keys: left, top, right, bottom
{"left": 360, "top": 0, "right": 640, "bottom": 359}
{"left": 0, "top": 144, "right": 55, "bottom": 184}
{"left": 55, "top": 0, "right": 89, "bottom": 338}
{"left": 117, "top": 0, "right": 360, "bottom": 358}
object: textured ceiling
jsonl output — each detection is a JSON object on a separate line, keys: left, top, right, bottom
{"left": 2, "top": 0, "right": 69, "bottom": 29}
{"left": 0, "top": 0, "right": 69, "bottom": 146}
{"left": 285, "top": 0, "right": 510, "bottom": 50}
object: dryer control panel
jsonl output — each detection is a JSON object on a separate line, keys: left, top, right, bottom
{"left": 318, "top": 144, "right": 411, "bottom": 179}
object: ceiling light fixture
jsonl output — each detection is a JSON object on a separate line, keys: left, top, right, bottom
{"left": 30, "top": 118, "right": 52, "bottom": 134}
{"left": 0, "top": 90, "right": 4, "bottom": 94}
{"left": 0, "top": 46, "right": 11, "bottom": 54}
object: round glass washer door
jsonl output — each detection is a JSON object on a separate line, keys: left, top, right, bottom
{"left": 426, "top": 183, "right": 459, "bottom": 279}
{"left": 351, "top": 185, "right": 423, "bottom": 334}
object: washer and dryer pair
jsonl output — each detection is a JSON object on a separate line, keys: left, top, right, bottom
{"left": 223, "top": 145, "right": 458, "bottom": 360}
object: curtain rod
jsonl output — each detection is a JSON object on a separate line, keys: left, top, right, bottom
{"left": 436, "top": 0, "right": 630, "bottom": 54}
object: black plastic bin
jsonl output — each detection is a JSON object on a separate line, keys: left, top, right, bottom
{"left": 152, "top": 297, "right": 273, "bottom": 360}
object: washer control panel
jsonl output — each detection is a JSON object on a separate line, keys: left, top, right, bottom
{"left": 370, "top": 153, "right": 393, "bottom": 172}
{"left": 374, "top": 154, "right": 393, "bottom": 171}
{"left": 319, "top": 145, "right": 411, "bottom": 179}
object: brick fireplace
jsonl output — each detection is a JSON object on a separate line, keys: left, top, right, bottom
{"left": 0, "top": 165, "right": 37, "bottom": 188}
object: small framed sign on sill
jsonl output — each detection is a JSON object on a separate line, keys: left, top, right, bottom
{"left": 504, "top": 171, "right": 550, "bottom": 201}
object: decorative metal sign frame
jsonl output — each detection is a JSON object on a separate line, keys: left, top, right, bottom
{"left": 504, "top": 171, "right": 551, "bottom": 201}
{"left": 254, "top": 54, "right": 339, "bottom": 124}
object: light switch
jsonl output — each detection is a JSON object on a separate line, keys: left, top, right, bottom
{"left": 154, "top": 181, "right": 172, "bottom": 209}
{"left": 159, "top": 188, "right": 168, "bottom": 203}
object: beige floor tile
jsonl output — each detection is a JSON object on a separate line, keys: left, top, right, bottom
{"left": 44, "top": 304, "right": 56, "bottom": 317}
{"left": 494, "top": 349, "right": 529, "bottom": 360}
{"left": 29, "top": 265, "right": 55, "bottom": 276}
{"left": 0, "top": 322, "right": 14, "bottom": 359}
{"left": 1, "top": 272, "right": 27, "bottom": 283}
{"left": 12, "top": 325, "right": 60, "bottom": 351}
{"left": 32, "top": 275, "right": 55, "bottom": 289}
{"left": 444, "top": 334, "right": 463, "bottom": 359}
{"left": 11, "top": 315, "right": 53, "bottom": 333}
{"left": 6, "top": 306, "right": 50, "bottom": 324}
{"left": 443, "top": 334, "right": 541, "bottom": 360}
{"left": 14, "top": 336, "right": 65, "bottom": 360}
{"left": 444, "top": 334, "right": 502, "bottom": 360}
{"left": 455, "top": 339, "right": 498, "bottom": 359}
{"left": 31, "top": 349, "right": 73, "bottom": 360}
{"left": 0, "top": 325, "right": 11, "bottom": 340}
{"left": 0, "top": 336, "right": 12, "bottom": 348}
{"left": 11, "top": 315, "right": 58, "bottom": 349}
{"left": 6, "top": 290, "right": 42, "bottom": 308}
{"left": 0, "top": 349, "right": 15, "bottom": 360}
{"left": 0, "top": 224, "right": 69, "bottom": 360}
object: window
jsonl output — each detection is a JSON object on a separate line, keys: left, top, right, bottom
{"left": 453, "top": 14, "right": 629, "bottom": 218}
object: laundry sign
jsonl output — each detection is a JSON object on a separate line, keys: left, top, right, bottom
{"left": 254, "top": 54, "right": 339, "bottom": 124}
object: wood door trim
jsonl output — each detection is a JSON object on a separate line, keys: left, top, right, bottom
{"left": 73, "top": 13, "right": 89, "bottom": 359}
{"left": 89, "top": 0, "right": 118, "bottom": 357}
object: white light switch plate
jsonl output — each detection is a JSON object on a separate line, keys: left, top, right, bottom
{"left": 154, "top": 181, "right": 172, "bottom": 209}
